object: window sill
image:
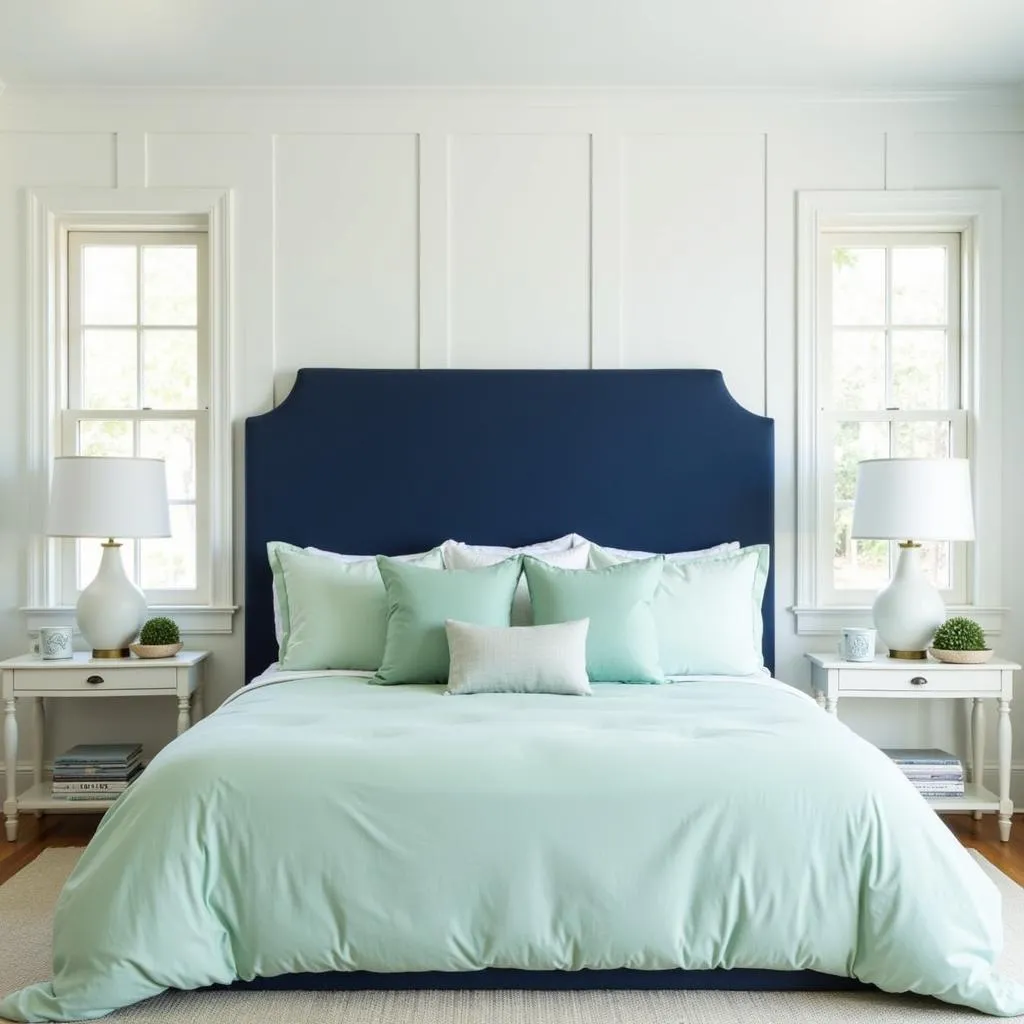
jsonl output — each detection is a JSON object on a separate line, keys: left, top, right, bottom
{"left": 22, "top": 606, "right": 238, "bottom": 636}
{"left": 792, "top": 605, "right": 1006, "bottom": 637}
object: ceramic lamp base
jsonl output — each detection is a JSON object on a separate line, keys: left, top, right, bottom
{"left": 872, "top": 543, "right": 946, "bottom": 658}
{"left": 76, "top": 542, "right": 147, "bottom": 657}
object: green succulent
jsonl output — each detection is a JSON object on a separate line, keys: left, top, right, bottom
{"left": 931, "top": 616, "right": 987, "bottom": 652}
{"left": 139, "top": 616, "right": 180, "bottom": 646}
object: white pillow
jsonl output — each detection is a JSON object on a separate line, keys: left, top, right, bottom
{"left": 588, "top": 540, "right": 739, "bottom": 566}
{"left": 441, "top": 534, "right": 583, "bottom": 564}
{"left": 270, "top": 542, "right": 442, "bottom": 644}
{"left": 443, "top": 537, "right": 591, "bottom": 625}
{"left": 445, "top": 619, "right": 592, "bottom": 696}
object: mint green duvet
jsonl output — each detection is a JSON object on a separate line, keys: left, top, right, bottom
{"left": 3, "top": 671, "right": 1023, "bottom": 1020}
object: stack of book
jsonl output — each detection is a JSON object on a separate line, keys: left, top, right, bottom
{"left": 882, "top": 748, "right": 965, "bottom": 798}
{"left": 51, "top": 743, "right": 143, "bottom": 801}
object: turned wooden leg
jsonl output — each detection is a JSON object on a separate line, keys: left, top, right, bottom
{"left": 191, "top": 685, "right": 204, "bottom": 725}
{"left": 972, "top": 697, "right": 985, "bottom": 821}
{"left": 4, "top": 697, "right": 18, "bottom": 841}
{"left": 32, "top": 697, "right": 45, "bottom": 819}
{"left": 825, "top": 696, "right": 838, "bottom": 717}
{"left": 998, "top": 698, "right": 1013, "bottom": 842}
{"left": 176, "top": 696, "right": 190, "bottom": 737}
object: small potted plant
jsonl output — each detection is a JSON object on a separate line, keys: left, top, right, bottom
{"left": 130, "top": 617, "right": 183, "bottom": 659}
{"left": 929, "top": 616, "right": 992, "bottom": 664}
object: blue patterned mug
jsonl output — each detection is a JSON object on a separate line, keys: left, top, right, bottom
{"left": 839, "top": 627, "right": 876, "bottom": 662}
{"left": 39, "top": 625, "right": 73, "bottom": 660}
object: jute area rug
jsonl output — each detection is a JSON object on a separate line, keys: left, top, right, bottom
{"left": 2, "top": 848, "right": 1023, "bottom": 1023}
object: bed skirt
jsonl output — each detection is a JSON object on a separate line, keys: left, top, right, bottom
{"left": 221, "top": 968, "right": 873, "bottom": 993}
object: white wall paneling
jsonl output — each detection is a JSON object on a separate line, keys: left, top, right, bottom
{"left": 0, "top": 132, "right": 117, "bottom": 662}
{"left": 0, "top": 89, "right": 1023, "bottom": 794}
{"left": 448, "top": 133, "right": 592, "bottom": 368}
{"left": 589, "top": 133, "right": 624, "bottom": 369}
{"left": 621, "top": 133, "right": 766, "bottom": 412}
{"left": 274, "top": 133, "right": 420, "bottom": 382}
{"left": 417, "top": 133, "right": 452, "bottom": 369}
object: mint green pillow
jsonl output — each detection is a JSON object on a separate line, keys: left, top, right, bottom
{"left": 653, "top": 545, "right": 770, "bottom": 675}
{"left": 523, "top": 556, "right": 664, "bottom": 683}
{"left": 375, "top": 556, "right": 522, "bottom": 684}
{"left": 270, "top": 544, "right": 444, "bottom": 671}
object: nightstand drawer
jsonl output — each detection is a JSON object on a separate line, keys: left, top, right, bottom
{"left": 836, "top": 668, "right": 999, "bottom": 694}
{"left": 12, "top": 666, "right": 177, "bottom": 692}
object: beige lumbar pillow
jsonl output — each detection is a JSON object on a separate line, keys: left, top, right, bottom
{"left": 444, "top": 618, "right": 591, "bottom": 695}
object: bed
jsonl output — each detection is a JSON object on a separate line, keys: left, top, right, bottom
{"left": 2, "top": 368, "right": 1023, "bottom": 1021}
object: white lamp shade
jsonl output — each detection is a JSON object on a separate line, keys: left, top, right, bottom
{"left": 851, "top": 458, "right": 975, "bottom": 542}
{"left": 45, "top": 457, "right": 171, "bottom": 539}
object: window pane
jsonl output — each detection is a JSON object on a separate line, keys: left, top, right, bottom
{"left": 834, "top": 420, "right": 888, "bottom": 503}
{"left": 142, "top": 330, "right": 198, "bottom": 409}
{"left": 891, "top": 330, "right": 947, "bottom": 410}
{"left": 81, "top": 246, "right": 136, "bottom": 326}
{"left": 834, "top": 419, "right": 888, "bottom": 591}
{"left": 82, "top": 329, "right": 138, "bottom": 409}
{"left": 918, "top": 541, "right": 952, "bottom": 590}
{"left": 832, "top": 329, "right": 884, "bottom": 411}
{"left": 834, "top": 505, "right": 889, "bottom": 592}
{"left": 891, "top": 247, "right": 947, "bottom": 325}
{"left": 141, "top": 504, "right": 196, "bottom": 589}
{"left": 78, "top": 539, "right": 136, "bottom": 590}
{"left": 77, "top": 419, "right": 133, "bottom": 458}
{"left": 140, "top": 419, "right": 196, "bottom": 501}
{"left": 892, "top": 420, "right": 950, "bottom": 459}
{"left": 832, "top": 247, "right": 885, "bottom": 326}
{"left": 142, "top": 246, "right": 198, "bottom": 326}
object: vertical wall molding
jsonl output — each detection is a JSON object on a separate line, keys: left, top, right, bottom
{"left": 115, "top": 133, "right": 148, "bottom": 189}
{"left": 589, "top": 133, "right": 623, "bottom": 368}
{"left": 417, "top": 133, "right": 451, "bottom": 368}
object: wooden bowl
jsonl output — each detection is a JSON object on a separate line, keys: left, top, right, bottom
{"left": 928, "top": 647, "right": 993, "bottom": 664}
{"left": 130, "top": 642, "right": 183, "bottom": 660}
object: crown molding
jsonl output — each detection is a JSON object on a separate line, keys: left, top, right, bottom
{"left": 0, "top": 82, "right": 1022, "bottom": 105}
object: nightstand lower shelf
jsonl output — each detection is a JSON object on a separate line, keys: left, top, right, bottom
{"left": 806, "top": 651, "right": 1020, "bottom": 842}
{"left": 16, "top": 782, "right": 119, "bottom": 813}
{"left": 923, "top": 783, "right": 1000, "bottom": 813}
{"left": 3, "top": 650, "right": 209, "bottom": 840}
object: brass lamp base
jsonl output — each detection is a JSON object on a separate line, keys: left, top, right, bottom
{"left": 888, "top": 649, "right": 928, "bottom": 661}
{"left": 92, "top": 648, "right": 131, "bottom": 659}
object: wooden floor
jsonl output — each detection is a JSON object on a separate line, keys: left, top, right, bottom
{"left": 2, "top": 812, "right": 1024, "bottom": 887}
{"left": 0, "top": 814, "right": 103, "bottom": 886}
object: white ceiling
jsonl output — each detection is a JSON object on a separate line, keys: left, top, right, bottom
{"left": 2, "top": 0, "right": 1024, "bottom": 90}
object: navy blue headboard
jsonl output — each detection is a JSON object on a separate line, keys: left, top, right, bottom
{"left": 244, "top": 369, "right": 774, "bottom": 681}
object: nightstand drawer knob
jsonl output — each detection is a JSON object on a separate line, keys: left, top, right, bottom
{"left": 85, "top": 674, "right": 104, "bottom": 686}
{"left": 910, "top": 676, "right": 928, "bottom": 686}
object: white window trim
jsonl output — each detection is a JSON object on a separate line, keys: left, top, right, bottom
{"left": 793, "top": 189, "right": 1005, "bottom": 636}
{"left": 22, "top": 187, "right": 237, "bottom": 635}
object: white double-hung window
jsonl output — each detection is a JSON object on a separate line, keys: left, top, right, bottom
{"left": 63, "top": 231, "right": 210, "bottom": 605}
{"left": 795, "top": 190, "right": 1004, "bottom": 635}
{"left": 821, "top": 233, "right": 966, "bottom": 603}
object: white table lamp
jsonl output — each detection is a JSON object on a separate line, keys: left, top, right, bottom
{"left": 851, "top": 458, "right": 975, "bottom": 660}
{"left": 45, "top": 457, "right": 171, "bottom": 658}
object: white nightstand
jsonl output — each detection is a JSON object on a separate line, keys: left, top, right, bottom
{"left": 806, "top": 652, "right": 1019, "bottom": 841}
{"left": 2, "top": 650, "right": 209, "bottom": 841}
